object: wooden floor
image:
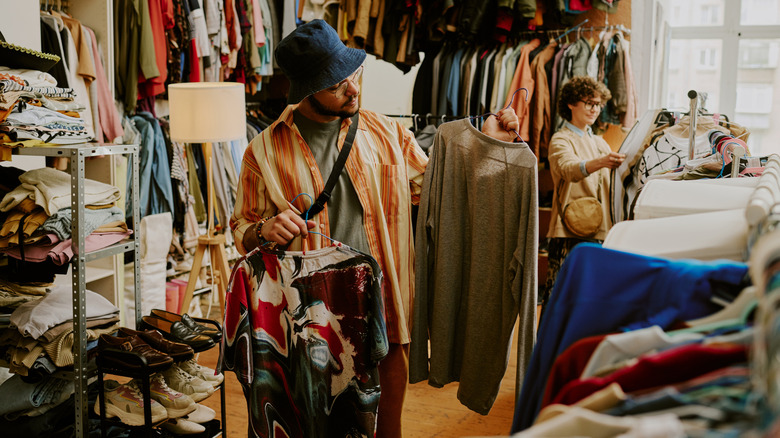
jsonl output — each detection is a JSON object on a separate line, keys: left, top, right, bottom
{"left": 197, "top": 323, "right": 519, "bottom": 438}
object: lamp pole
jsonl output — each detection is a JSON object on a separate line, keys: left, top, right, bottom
{"left": 168, "top": 82, "right": 244, "bottom": 316}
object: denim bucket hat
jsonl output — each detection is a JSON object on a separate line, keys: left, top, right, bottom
{"left": 275, "top": 20, "right": 366, "bottom": 104}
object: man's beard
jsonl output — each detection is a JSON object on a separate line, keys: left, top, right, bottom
{"left": 308, "top": 94, "right": 359, "bottom": 118}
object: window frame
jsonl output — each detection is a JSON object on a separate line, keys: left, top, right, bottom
{"left": 664, "top": 1, "right": 780, "bottom": 117}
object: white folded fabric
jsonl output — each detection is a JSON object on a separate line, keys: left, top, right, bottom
{"left": 0, "top": 167, "right": 120, "bottom": 215}
{"left": 10, "top": 283, "right": 119, "bottom": 339}
{"left": 604, "top": 208, "right": 748, "bottom": 261}
{"left": 634, "top": 179, "right": 753, "bottom": 220}
{"left": 510, "top": 406, "right": 685, "bottom": 438}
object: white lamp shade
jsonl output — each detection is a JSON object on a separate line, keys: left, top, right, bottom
{"left": 168, "top": 82, "right": 246, "bottom": 143}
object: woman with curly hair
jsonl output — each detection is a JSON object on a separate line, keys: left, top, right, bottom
{"left": 541, "top": 76, "right": 626, "bottom": 312}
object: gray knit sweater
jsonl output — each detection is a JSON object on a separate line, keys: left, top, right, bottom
{"left": 411, "top": 119, "right": 538, "bottom": 414}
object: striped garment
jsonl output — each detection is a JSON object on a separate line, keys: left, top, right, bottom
{"left": 0, "top": 80, "right": 75, "bottom": 99}
{"left": 231, "top": 105, "right": 428, "bottom": 344}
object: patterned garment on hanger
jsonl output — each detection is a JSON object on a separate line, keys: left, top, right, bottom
{"left": 220, "top": 245, "right": 387, "bottom": 438}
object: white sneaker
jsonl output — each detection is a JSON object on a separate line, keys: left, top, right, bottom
{"left": 95, "top": 379, "right": 167, "bottom": 426}
{"left": 185, "top": 403, "right": 216, "bottom": 424}
{"left": 148, "top": 374, "right": 196, "bottom": 418}
{"left": 179, "top": 358, "right": 224, "bottom": 387}
{"left": 161, "top": 363, "right": 215, "bottom": 402}
{"left": 162, "top": 417, "right": 206, "bottom": 435}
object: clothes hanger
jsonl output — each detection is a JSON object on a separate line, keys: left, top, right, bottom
{"left": 685, "top": 286, "right": 758, "bottom": 327}
{"left": 554, "top": 19, "right": 588, "bottom": 43}
{"left": 289, "top": 192, "right": 341, "bottom": 253}
{"left": 467, "top": 87, "right": 528, "bottom": 142}
{"left": 668, "top": 301, "right": 757, "bottom": 336}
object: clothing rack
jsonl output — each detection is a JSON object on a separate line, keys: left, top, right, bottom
{"left": 555, "top": 19, "right": 589, "bottom": 42}
{"left": 385, "top": 113, "right": 464, "bottom": 129}
{"left": 685, "top": 90, "right": 742, "bottom": 177}
{"left": 513, "top": 23, "right": 631, "bottom": 41}
{"left": 688, "top": 90, "right": 699, "bottom": 161}
{"left": 40, "top": 0, "right": 68, "bottom": 11}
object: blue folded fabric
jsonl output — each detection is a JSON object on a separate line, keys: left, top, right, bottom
{"left": 0, "top": 373, "right": 70, "bottom": 416}
{"left": 511, "top": 243, "right": 748, "bottom": 432}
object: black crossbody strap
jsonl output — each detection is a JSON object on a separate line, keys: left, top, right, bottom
{"left": 301, "top": 112, "right": 359, "bottom": 219}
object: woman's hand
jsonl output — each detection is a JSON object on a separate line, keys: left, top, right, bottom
{"left": 481, "top": 108, "right": 521, "bottom": 143}
{"left": 586, "top": 151, "right": 626, "bottom": 174}
{"left": 601, "top": 151, "right": 626, "bottom": 170}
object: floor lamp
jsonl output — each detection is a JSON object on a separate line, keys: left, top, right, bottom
{"left": 168, "top": 82, "right": 245, "bottom": 316}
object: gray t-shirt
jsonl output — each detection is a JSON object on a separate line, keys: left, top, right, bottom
{"left": 293, "top": 110, "right": 371, "bottom": 254}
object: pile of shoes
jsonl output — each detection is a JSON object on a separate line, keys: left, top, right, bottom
{"left": 95, "top": 309, "right": 223, "bottom": 434}
{"left": 141, "top": 309, "right": 222, "bottom": 352}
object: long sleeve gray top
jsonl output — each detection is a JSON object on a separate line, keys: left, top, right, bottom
{"left": 410, "top": 119, "right": 538, "bottom": 414}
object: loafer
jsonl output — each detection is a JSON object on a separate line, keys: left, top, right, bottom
{"left": 97, "top": 333, "right": 173, "bottom": 371}
{"left": 141, "top": 316, "right": 216, "bottom": 352}
{"left": 150, "top": 309, "right": 222, "bottom": 341}
{"left": 118, "top": 327, "right": 195, "bottom": 362}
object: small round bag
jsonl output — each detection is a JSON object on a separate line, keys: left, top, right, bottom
{"left": 561, "top": 197, "right": 602, "bottom": 237}
{"left": 558, "top": 175, "right": 603, "bottom": 238}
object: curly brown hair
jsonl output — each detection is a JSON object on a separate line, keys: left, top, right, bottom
{"left": 557, "top": 76, "right": 612, "bottom": 122}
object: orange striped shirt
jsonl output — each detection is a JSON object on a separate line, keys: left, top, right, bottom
{"left": 230, "top": 105, "right": 429, "bottom": 344}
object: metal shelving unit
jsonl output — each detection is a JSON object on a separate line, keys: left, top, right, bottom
{"left": 14, "top": 143, "right": 140, "bottom": 438}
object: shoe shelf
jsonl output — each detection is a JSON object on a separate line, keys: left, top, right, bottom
{"left": 96, "top": 348, "right": 172, "bottom": 436}
{"left": 95, "top": 315, "right": 226, "bottom": 437}
{"left": 12, "top": 143, "right": 141, "bottom": 438}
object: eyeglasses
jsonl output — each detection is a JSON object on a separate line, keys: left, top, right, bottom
{"left": 580, "top": 100, "right": 603, "bottom": 111}
{"left": 329, "top": 66, "right": 364, "bottom": 99}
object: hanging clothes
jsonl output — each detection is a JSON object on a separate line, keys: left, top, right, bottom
{"left": 528, "top": 41, "right": 557, "bottom": 158}
{"left": 552, "top": 37, "right": 592, "bottom": 135}
{"left": 137, "top": 0, "right": 173, "bottom": 99}
{"left": 127, "top": 112, "right": 175, "bottom": 221}
{"left": 114, "top": 0, "right": 160, "bottom": 113}
{"left": 84, "top": 26, "right": 124, "bottom": 143}
{"left": 38, "top": 16, "right": 70, "bottom": 88}
{"left": 411, "top": 118, "right": 538, "bottom": 414}
{"left": 505, "top": 38, "right": 540, "bottom": 142}
{"left": 220, "top": 245, "right": 388, "bottom": 438}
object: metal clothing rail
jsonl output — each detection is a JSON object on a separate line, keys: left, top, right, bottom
{"left": 513, "top": 22, "right": 631, "bottom": 41}
{"left": 555, "top": 19, "right": 589, "bottom": 42}
{"left": 688, "top": 90, "right": 699, "bottom": 161}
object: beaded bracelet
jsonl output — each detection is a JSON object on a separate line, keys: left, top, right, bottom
{"left": 255, "top": 216, "right": 275, "bottom": 246}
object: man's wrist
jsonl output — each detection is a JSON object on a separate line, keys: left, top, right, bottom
{"left": 255, "top": 216, "right": 275, "bottom": 247}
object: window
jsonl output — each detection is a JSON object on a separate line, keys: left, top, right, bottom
{"left": 736, "top": 84, "right": 773, "bottom": 113}
{"left": 699, "top": 4, "right": 721, "bottom": 25}
{"left": 659, "top": 1, "right": 780, "bottom": 155}
{"left": 741, "top": 0, "right": 780, "bottom": 25}
{"left": 739, "top": 40, "right": 780, "bottom": 68}
{"left": 666, "top": 40, "right": 722, "bottom": 110}
{"left": 697, "top": 47, "right": 718, "bottom": 69}
{"left": 670, "top": 0, "right": 724, "bottom": 27}
{"left": 668, "top": 46, "right": 682, "bottom": 70}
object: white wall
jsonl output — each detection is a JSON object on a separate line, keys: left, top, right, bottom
{"left": 0, "top": 1, "right": 44, "bottom": 170}
{"left": 361, "top": 54, "right": 421, "bottom": 119}
{"left": 1, "top": 0, "right": 41, "bottom": 50}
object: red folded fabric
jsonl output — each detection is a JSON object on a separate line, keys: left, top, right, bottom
{"left": 552, "top": 343, "right": 748, "bottom": 406}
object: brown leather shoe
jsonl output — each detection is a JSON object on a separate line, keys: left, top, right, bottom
{"left": 97, "top": 333, "right": 173, "bottom": 371}
{"left": 150, "top": 309, "right": 222, "bottom": 341}
{"left": 117, "top": 327, "right": 195, "bottom": 362}
{"left": 141, "top": 316, "right": 216, "bottom": 352}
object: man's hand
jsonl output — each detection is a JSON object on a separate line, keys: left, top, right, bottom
{"left": 481, "top": 108, "right": 521, "bottom": 143}
{"left": 261, "top": 209, "right": 317, "bottom": 245}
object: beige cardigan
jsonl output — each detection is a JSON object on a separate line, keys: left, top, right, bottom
{"left": 547, "top": 124, "right": 613, "bottom": 240}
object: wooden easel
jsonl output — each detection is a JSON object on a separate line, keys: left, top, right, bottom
{"left": 179, "top": 142, "right": 230, "bottom": 315}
